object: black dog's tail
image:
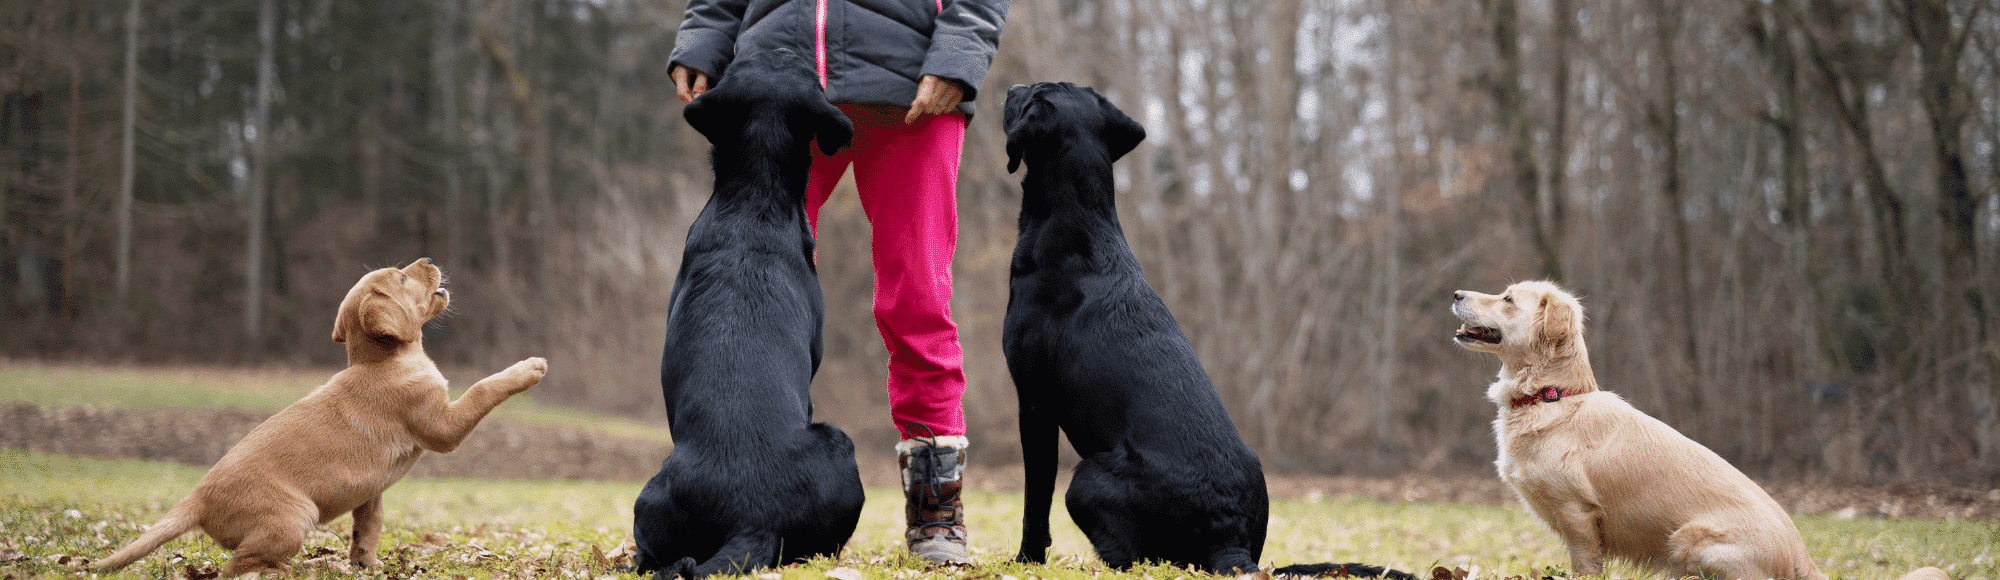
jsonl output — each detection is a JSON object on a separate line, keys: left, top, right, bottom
{"left": 653, "top": 557, "right": 700, "bottom": 580}
{"left": 1273, "top": 562, "right": 1419, "bottom": 580}
{"left": 652, "top": 533, "right": 778, "bottom": 580}
{"left": 1208, "top": 548, "right": 1261, "bottom": 575}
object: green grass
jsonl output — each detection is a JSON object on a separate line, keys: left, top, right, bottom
{"left": 4, "top": 363, "right": 1994, "bottom": 579}
{"left": 0, "top": 361, "right": 668, "bottom": 444}
{"left": 3, "top": 450, "right": 1994, "bottom": 579}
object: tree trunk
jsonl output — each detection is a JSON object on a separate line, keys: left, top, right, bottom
{"left": 1485, "top": 0, "right": 1558, "bottom": 280}
{"left": 62, "top": 2, "right": 82, "bottom": 320}
{"left": 1548, "top": 0, "right": 1572, "bottom": 272}
{"left": 1900, "top": 0, "right": 1989, "bottom": 468}
{"left": 1748, "top": 0, "right": 1826, "bottom": 378}
{"left": 1374, "top": 0, "right": 1405, "bottom": 460}
{"left": 116, "top": 0, "right": 139, "bottom": 301}
{"left": 1650, "top": 0, "right": 1700, "bottom": 380}
{"left": 480, "top": 11, "right": 549, "bottom": 351}
{"left": 1795, "top": 0, "right": 1919, "bottom": 379}
{"left": 245, "top": 0, "right": 276, "bottom": 347}
{"left": 434, "top": 0, "right": 464, "bottom": 269}
{"left": 472, "top": 15, "right": 518, "bottom": 350}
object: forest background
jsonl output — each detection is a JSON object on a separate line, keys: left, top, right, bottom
{"left": 4, "top": 0, "right": 1998, "bottom": 486}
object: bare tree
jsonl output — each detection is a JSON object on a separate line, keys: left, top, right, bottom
{"left": 1896, "top": 0, "right": 1992, "bottom": 471}
{"left": 1483, "top": 0, "right": 1560, "bottom": 280}
{"left": 116, "top": 0, "right": 139, "bottom": 300}
{"left": 1647, "top": 0, "right": 1700, "bottom": 371}
{"left": 1549, "top": 0, "right": 1574, "bottom": 273}
{"left": 11, "top": 0, "right": 2000, "bottom": 485}
{"left": 1795, "top": 0, "right": 1921, "bottom": 372}
{"left": 435, "top": 0, "right": 465, "bottom": 269}
{"left": 61, "top": 0, "right": 83, "bottom": 320}
{"left": 243, "top": 0, "right": 276, "bottom": 345}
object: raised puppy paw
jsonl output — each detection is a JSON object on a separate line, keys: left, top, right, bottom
{"left": 501, "top": 357, "right": 547, "bottom": 394}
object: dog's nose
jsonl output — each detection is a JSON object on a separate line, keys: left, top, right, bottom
{"left": 1453, "top": 291, "right": 1465, "bottom": 301}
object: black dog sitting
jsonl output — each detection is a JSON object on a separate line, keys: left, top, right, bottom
{"left": 1000, "top": 82, "right": 1411, "bottom": 580}
{"left": 631, "top": 48, "right": 864, "bottom": 580}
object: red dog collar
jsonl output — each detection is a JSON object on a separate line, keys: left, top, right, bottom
{"left": 1509, "top": 387, "right": 1570, "bottom": 409}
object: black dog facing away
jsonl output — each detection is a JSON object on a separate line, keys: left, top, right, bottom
{"left": 1000, "top": 82, "right": 1413, "bottom": 580}
{"left": 631, "top": 49, "right": 864, "bottom": 580}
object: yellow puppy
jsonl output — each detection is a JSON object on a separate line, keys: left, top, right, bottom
{"left": 1451, "top": 281, "right": 1944, "bottom": 580}
{"left": 94, "top": 258, "right": 546, "bottom": 576}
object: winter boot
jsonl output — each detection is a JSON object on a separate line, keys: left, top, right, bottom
{"left": 898, "top": 434, "right": 970, "bottom": 565}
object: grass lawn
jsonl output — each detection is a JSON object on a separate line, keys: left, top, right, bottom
{"left": 3, "top": 363, "right": 1993, "bottom": 579}
{"left": 2, "top": 450, "right": 1993, "bottom": 579}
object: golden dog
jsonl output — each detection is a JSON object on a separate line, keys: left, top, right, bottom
{"left": 94, "top": 258, "right": 546, "bottom": 576}
{"left": 1451, "top": 281, "right": 1944, "bottom": 580}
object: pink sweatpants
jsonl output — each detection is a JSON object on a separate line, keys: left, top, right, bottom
{"left": 807, "top": 105, "right": 968, "bottom": 440}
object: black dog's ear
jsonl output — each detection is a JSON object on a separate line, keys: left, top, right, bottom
{"left": 1002, "top": 85, "right": 1031, "bottom": 174}
{"left": 682, "top": 90, "right": 738, "bottom": 144}
{"left": 805, "top": 96, "right": 854, "bottom": 155}
{"left": 1006, "top": 136, "right": 1025, "bottom": 174}
{"left": 1095, "top": 90, "right": 1146, "bottom": 163}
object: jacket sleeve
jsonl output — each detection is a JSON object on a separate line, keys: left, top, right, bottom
{"left": 668, "top": 0, "right": 750, "bottom": 80}
{"left": 921, "top": 0, "right": 1011, "bottom": 104}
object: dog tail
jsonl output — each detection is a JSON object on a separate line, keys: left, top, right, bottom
{"left": 93, "top": 501, "right": 199, "bottom": 570}
{"left": 1206, "top": 548, "right": 1260, "bottom": 575}
{"left": 651, "top": 557, "right": 699, "bottom": 580}
{"left": 655, "top": 532, "right": 778, "bottom": 580}
{"left": 1272, "top": 562, "right": 1419, "bottom": 580}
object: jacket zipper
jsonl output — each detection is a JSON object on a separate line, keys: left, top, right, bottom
{"left": 814, "top": 0, "right": 829, "bottom": 88}
{"left": 816, "top": 0, "right": 944, "bottom": 89}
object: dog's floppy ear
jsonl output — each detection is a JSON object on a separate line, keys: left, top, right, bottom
{"left": 1094, "top": 89, "right": 1146, "bottom": 163}
{"left": 1003, "top": 85, "right": 1031, "bottom": 174}
{"left": 1006, "top": 136, "right": 1026, "bottom": 174}
{"left": 1534, "top": 289, "right": 1582, "bottom": 352}
{"left": 805, "top": 96, "right": 853, "bottom": 155}
{"left": 336, "top": 297, "right": 404, "bottom": 344}
{"left": 682, "top": 88, "right": 738, "bottom": 144}
{"left": 358, "top": 294, "right": 413, "bottom": 344}
{"left": 333, "top": 308, "right": 351, "bottom": 343}
{"left": 332, "top": 276, "right": 372, "bottom": 344}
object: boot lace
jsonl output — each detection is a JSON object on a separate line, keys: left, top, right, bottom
{"left": 908, "top": 422, "right": 963, "bottom": 539}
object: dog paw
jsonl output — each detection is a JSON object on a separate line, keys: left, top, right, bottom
{"left": 506, "top": 357, "right": 547, "bottom": 391}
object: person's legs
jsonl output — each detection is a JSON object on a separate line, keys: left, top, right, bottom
{"left": 845, "top": 107, "right": 972, "bottom": 565}
{"left": 846, "top": 109, "right": 968, "bottom": 440}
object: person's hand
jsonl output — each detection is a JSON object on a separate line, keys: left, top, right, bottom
{"left": 905, "top": 75, "right": 964, "bottom": 124}
{"left": 672, "top": 64, "right": 711, "bottom": 104}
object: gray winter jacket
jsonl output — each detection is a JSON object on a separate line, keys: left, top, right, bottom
{"left": 668, "top": 0, "right": 1009, "bottom": 116}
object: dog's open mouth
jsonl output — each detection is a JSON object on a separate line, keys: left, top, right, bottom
{"left": 1454, "top": 325, "right": 1502, "bottom": 345}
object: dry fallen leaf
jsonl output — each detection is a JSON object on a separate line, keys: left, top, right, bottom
{"left": 183, "top": 561, "right": 221, "bottom": 580}
{"left": 827, "top": 565, "right": 865, "bottom": 580}
{"left": 300, "top": 555, "right": 352, "bottom": 574}
{"left": 589, "top": 543, "right": 612, "bottom": 570}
